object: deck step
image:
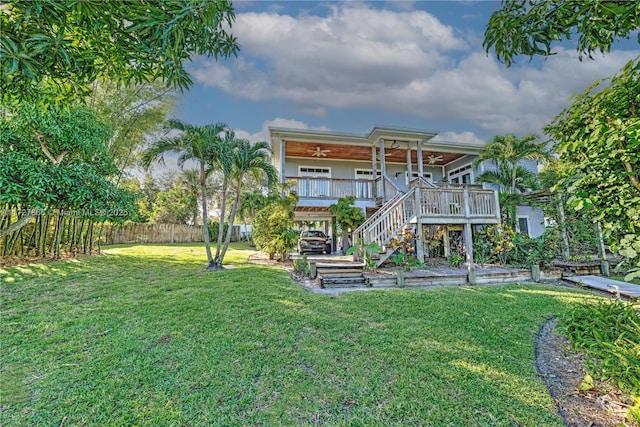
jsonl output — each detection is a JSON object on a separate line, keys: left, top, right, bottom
{"left": 320, "top": 276, "right": 367, "bottom": 288}
{"left": 316, "top": 268, "right": 363, "bottom": 275}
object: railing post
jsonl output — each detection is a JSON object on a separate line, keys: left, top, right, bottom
{"left": 493, "top": 190, "right": 501, "bottom": 222}
{"left": 414, "top": 188, "right": 424, "bottom": 263}
{"left": 463, "top": 187, "right": 470, "bottom": 219}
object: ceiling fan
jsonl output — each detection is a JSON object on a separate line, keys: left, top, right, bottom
{"left": 309, "top": 146, "right": 330, "bottom": 157}
{"left": 426, "top": 154, "right": 444, "bottom": 165}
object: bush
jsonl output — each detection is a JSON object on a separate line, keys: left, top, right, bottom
{"left": 207, "top": 221, "right": 229, "bottom": 242}
{"left": 560, "top": 300, "right": 640, "bottom": 424}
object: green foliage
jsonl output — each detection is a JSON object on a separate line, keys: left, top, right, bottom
{"left": 1, "top": 0, "right": 239, "bottom": 104}
{"left": 89, "top": 80, "right": 177, "bottom": 171}
{"left": 447, "top": 252, "right": 464, "bottom": 268}
{"left": 388, "top": 228, "right": 424, "bottom": 271}
{"left": 560, "top": 300, "right": 640, "bottom": 422}
{"left": 252, "top": 193, "right": 298, "bottom": 261}
{"left": 475, "top": 226, "right": 560, "bottom": 268}
{"left": 207, "top": 221, "right": 229, "bottom": 242}
{"left": 484, "top": 0, "right": 640, "bottom": 67}
{"left": 545, "top": 58, "right": 640, "bottom": 280}
{"left": 329, "top": 196, "right": 365, "bottom": 252}
{"left": 347, "top": 239, "right": 382, "bottom": 273}
{"left": 293, "top": 255, "right": 310, "bottom": 276}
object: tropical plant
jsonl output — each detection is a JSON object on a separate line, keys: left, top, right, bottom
{"left": 329, "top": 196, "right": 365, "bottom": 253}
{"left": 252, "top": 192, "right": 299, "bottom": 261}
{"left": 1, "top": 0, "right": 239, "bottom": 104}
{"left": 346, "top": 239, "right": 382, "bottom": 273}
{"left": 142, "top": 120, "right": 230, "bottom": 270}
{"left": 474, "top": 134, "right": 549, "bottom": 228}
{"left": 214, "top": 136, "right": 277, "bottom": 269}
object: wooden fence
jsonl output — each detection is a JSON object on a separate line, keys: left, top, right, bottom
{"left": 101, "top": 223, "right": 240, "bottom": 245}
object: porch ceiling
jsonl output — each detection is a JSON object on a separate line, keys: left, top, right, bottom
{"left": 294, "top": 206, "right": 333, "bottom": 221}
{"left": 285, "top": 141, "right": 465, "bottom": 166}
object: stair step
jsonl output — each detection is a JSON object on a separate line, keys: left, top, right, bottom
{"left": 316, "top": 268, "right": 363, "bottom": 275}
{"left": 321, "top": 277, "right": 367, "bottom": 288}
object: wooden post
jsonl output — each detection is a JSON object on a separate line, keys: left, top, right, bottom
{"left": 416, "top": 140, "right": 424, "bottom": 178}
{"left": 462, "top": 187, "right": 473, "bottom": 264}
{"left": 463, "top": 223, "right": 473, "bottom": 264}
{"left": 415, "top": 188, "right": 424, "bottom": 263}
{"left": 531, "top": 264, "right": 541, "bottom": 282}
{"left": 379, "top": 139, "right": 386, "bottom": 200}
{"left": 467, "top": 264, "right": 477, "bottom": 285}
{"left": 557, "top": 195, "right": 571, "bottom": 259}
{"left": 278, "top": 138, "right": 287, "bottom": 199}
{"left": 406, "top": 148, "right": 413, "bottom": 186}
{"left": 596, "top": 222, "right": 610, "bottom": 276}
{"left": 309, "top": 261, "right": 317, "bottom": 279}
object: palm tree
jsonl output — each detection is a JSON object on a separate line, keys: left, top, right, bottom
{"left": 214, "top": 137, "right": 277, "bottom": 267}
{"left": 474, "top": 133, "right": 550, "bottom": 228}
{"left": 474, "top": 133, "right": 551, "bottom": 194}
{"left": 142, "top": 119, "right": 229, "bottom": 270}
{"left": 239, "top": 189, "right": 266, "bottom": 244}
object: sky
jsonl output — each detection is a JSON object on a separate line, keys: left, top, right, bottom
{"left": 171, "top": 0, "right": 639, "bottom": 147}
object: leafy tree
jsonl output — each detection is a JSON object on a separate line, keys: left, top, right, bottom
{"left": 1, "top": 0, "right": 239, "bottom": 104}
{"left": 0, "top": 102, "right": 136, "bottom": 255}
{"left": 142, "top": 120, "right": 230, "bottom": 270}
{"left": 253, "top": 192, "right": 298, "bottom": 261}
{"left": 88, "top": 80, "right": 177, "bottom": 172}
{"left": 329, "top": 196, "right": 365, "bottom": 253}
{"left": 484, "top": 2, "right": 639, "bottom": 278}
{"left": 150, "top": 171, "right": 199, "bottom": 224}
{"left": 545, "top": 58, "right": 640, "bottom": 279}
{"left": 215, "top": 137, "right": 277, "bottom": 269}
{"left": 484, "top": 0, "right": 640, "bottom": 67}
{"left": 239, "top": 190, "right": 268, "bottom": 244}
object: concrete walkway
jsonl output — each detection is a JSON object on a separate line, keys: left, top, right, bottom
{"left": 564, "top": 275, "right": 640, "bottom": 299}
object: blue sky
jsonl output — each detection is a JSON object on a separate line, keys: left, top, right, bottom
{"left": 172, "top": 0, "right": 639, "bottom": 146}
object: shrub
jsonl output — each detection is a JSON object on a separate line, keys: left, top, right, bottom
{"left": 560, "top": 299, "right": 640, "bottom": 424}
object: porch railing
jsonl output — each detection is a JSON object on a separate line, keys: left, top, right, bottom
{"left": 286, "top": 176, "right": 376, "bottom": 199}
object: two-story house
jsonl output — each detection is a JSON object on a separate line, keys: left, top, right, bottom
{"left": 270, "top": 125, "right": 544, "bottom": 265}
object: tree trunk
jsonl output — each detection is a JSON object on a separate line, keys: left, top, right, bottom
{"left": 199, "top": 162, "right": 214, "bottom": 269}
{"left": 218, "top": 181, "right": 242, "bottom": 265}
{"left": 213, "top": 176, "right": 228, "bottom": 265}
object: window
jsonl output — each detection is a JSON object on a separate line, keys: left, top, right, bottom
{"left": 355, "top": 169, "right": 380, "bottom": 198}
{"left": 448, "top": 164, "right": 473, "bottom": 184}
{"left": 517, "top": 216, "right": 530, "bottom": 237}
{"left": 298, "top": 166, "right": 331, "bottom": 197}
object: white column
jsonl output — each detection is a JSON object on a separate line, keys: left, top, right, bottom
{"left": 371, "top": 146, "right": 377, "bottom": 175}
{"left": 379, "top": 139, "right": 386, "bottom": 200}
{"left": 417, "top": 140, "right": 424, "bottom": 178}
{"left": 406, "top": 147, "right": 413, "bottom": 186}
{"left": 279, "top": 139, "right": 286, "bottom": 185}
{"left": 379, "top": 139, "right": 386, "bottom": 177}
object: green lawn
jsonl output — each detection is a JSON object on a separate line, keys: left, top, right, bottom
{"left": 1, "top": 243, "right": 602, "bottom": 426}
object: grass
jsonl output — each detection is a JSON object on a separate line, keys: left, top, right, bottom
{"left": 1, "top": 243, "right": 605, "bottom": 426}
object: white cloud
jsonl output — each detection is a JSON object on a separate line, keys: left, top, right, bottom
{"left": 433, "top": 131, "right": 484, "bottom": 144}
{"left": 193, "top": 3, "right": 639, "bottom": 136}
{"left": 235, "top": 118, "right": 330, "bottom": 143}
